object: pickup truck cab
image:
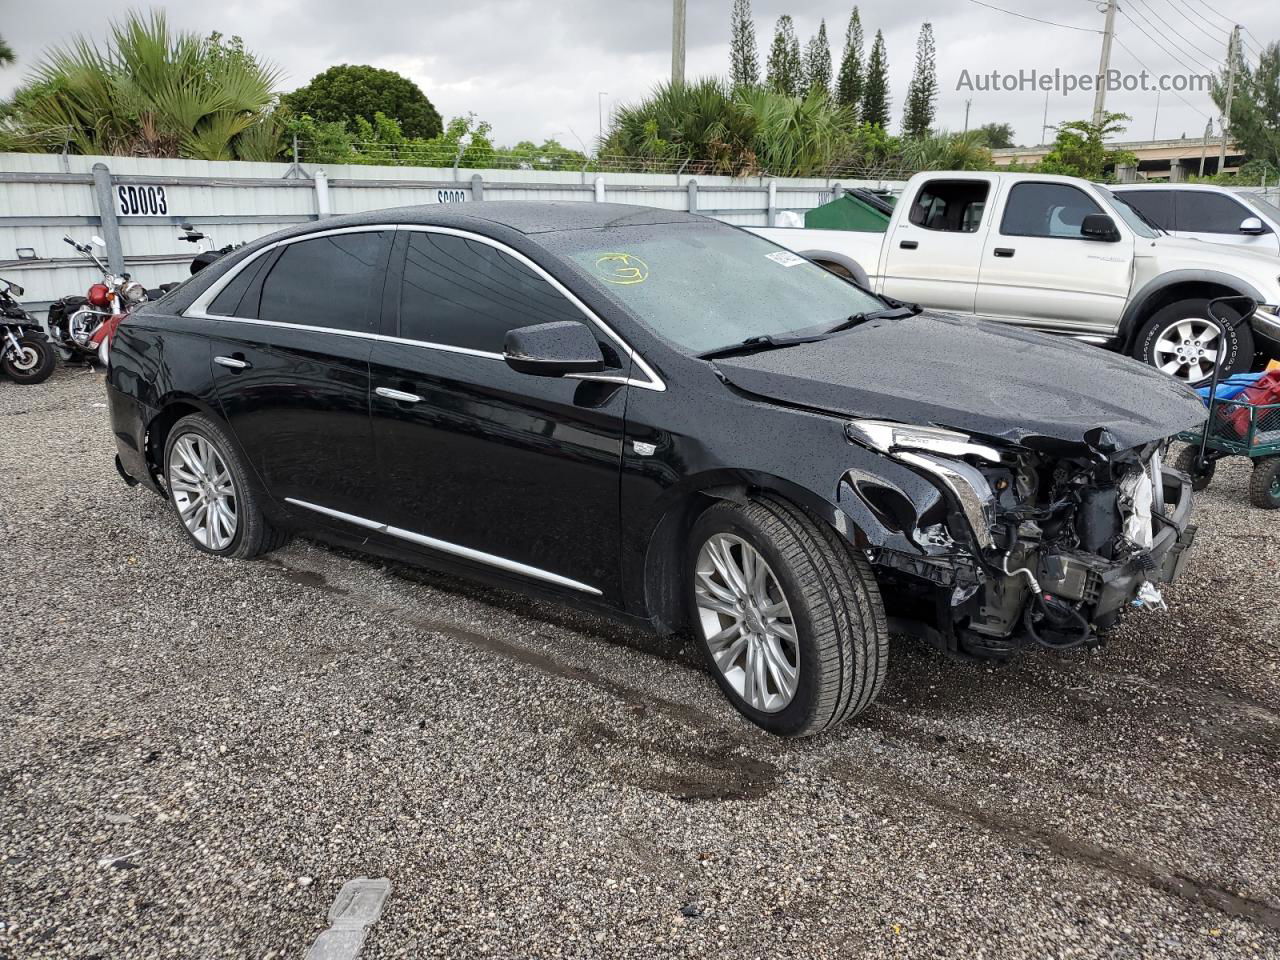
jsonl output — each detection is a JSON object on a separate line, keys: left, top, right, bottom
{"left": 750, "top": 170, "right": 1280, "bottom": 385}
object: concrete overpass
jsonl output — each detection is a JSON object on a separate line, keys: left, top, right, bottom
{"left": 991, "top": 137, "right": 1246, "bottom": 180}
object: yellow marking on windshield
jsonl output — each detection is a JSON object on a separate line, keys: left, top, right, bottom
{"left": 594, "top": 253, "right": 649, "bottom": 285}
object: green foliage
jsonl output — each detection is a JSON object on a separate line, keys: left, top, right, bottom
{"left": 1215, "top": 41, "right": 1280, "bottom": 172}
{"left": 3, "top": 12, "right": 281, "bottom": 159}
{"left": 729, "top": 0, "right": 759, "bottom": 88}
{"left": 902, "top": 22, "right": 936, "bottom": 140}
{"left": 976, "top": 121, "right": 1015, "bottom": 149}
{"left": 803, "top": 20, "right": 832, "bottom": 100}
{"left": 861, "top": 31, "right": 890, "bottom": 129}
{"left": 900, "top": 129, "right": 992, "bottom": 171}
{"left": 283, "top": 64, "right": 442, "bottom": 140}
{"left": 1034, "top": 112, "right": 1135, "bottom": 179}
{"left": 0, "top": 35, "right": 15, "bottom": 67}
{"left": 1187, "top": 158, "right": 1280, "bottom": 186}
{"left": 286, "top": 110, "right": 505, "bottom": 169}
{"left": 739, "top": 85, "right": 851, "bottom": 174}
{"left": 835, "top": 8, "right": 864, "bottom": 118}
{"left": 766, "top": 16, "right": 803, "bottom": 97}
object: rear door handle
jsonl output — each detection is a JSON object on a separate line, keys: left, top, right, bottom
{"left": 376, "top": 387, "right": 422, "bottom": 404}
{"left": 214, "top": 355, "right": 250, "bottom": 370}
{"left": 899, "top": 240, "right": 919, "bottom": 250}
{"left": 993, "top": 247, "right": 1016, "bottom": 258}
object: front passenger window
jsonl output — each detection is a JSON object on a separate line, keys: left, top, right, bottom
{"left": 1001, "top": 183, "right": 1105, "bottom": 239}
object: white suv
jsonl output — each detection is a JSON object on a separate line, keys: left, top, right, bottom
{"left": 1113, "top": 183, "right": 1280, "bottom": 257}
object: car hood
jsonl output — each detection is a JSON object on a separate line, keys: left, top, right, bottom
{"left": 1139, "top": 234, "right": 1280, "bottom": 275}
{"left": 713, "top": 312, "right": 1207, "bottom": 452}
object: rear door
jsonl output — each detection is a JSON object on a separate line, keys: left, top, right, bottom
{"left": 878, "top": 176, "right": 993, "bottom": 313}
{"left": 192, "top": 228, "right": 392, "bottom": 521}
{"left": 366, "top": 228, "right": 632, "bottom": 601}
{"left": 975, "top": 181, "right": 1132, "bottom": 333}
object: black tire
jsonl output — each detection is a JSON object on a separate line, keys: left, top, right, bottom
{"left": 686, "top": 495, "right": 888, "bottom": 737}
{"left": 1131, "top": 298, "right": 1254, "bottom": 387}
{"left": 1, "top": 335, "right": 57, "bottom": 384}
{"left": 1249, "top": 457, "right": 1280, "bottom": 510}
{"left": 1171, "top": 444, "right": 1216, "bottom": 492}
{"left": 814, "top": 259, "right": 854, "bottom": 279}
{"left": 162, "top": 413, "right": 288, "bottom": 559}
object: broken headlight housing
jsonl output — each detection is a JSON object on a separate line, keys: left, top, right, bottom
{"left": 845, "top": 420, "right": 1003, "bottom": 549}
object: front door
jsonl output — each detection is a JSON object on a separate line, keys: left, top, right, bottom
{"left": 200, "top": 229, "right": 392, "bottom": 520}
{"left": 368, "top": 228, "right": 630, "bottom": 601}
{"left": 975, "top": 181, "right": 1132, "bottom": 333}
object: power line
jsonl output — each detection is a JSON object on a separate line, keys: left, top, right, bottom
{"left": 1125, "top": 0, "right": 1223, "bottom": 70}
{"left": 962, "top": 0, "right": 1101, "bottom": 33}
{"left": 1185, "top": 0, "right": 1233, "bottom": 31}
{"left": 1112, "top": 36, "right": 1212, "bottom": 119}
{"left": 1161, "top": 0, "right": 1231, "bottom": 49}
{"left": 1116, "top": 6, "right": 1216, "bottom": 78}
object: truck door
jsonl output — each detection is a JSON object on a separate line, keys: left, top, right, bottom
{"left": 879, "top": 176, "right": 993, "bottom": 314}
{"left": 975, "top": 181, "right": 1131, "bottom": 333}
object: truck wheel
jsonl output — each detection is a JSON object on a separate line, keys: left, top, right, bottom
{"left": 163, "top": 413, "right": 288, "bottom": 559}
{"left": 1171, "top": 445, "right": 1216, "bottom": 492}
{"left": 1132, "top": 298, "right": 1253, "bottom": 387}
{"left": 686, "top": 495, "right": 888, "bottom": 737}
{"left": 1249, "top": 457, "right": 1280, "bottom": 509}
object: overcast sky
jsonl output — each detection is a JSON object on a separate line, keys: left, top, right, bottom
{"left": 2, "top": 0, "right": 1277, "bottom": 153}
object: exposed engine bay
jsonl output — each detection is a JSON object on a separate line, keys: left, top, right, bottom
{"left": 845, "top": 423, "right": 1198, "bottom": 661}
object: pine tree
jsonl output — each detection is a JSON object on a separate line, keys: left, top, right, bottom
{"left": 861, "top": 30, "right": 891, "bottom": 129}
{"left": 766, "top": 15, "right": 803, "bottom": 97}
{"left": 902, "top": 22, "right": 938, "bottom": 139}
{"left": 803, "top": 20, "right": 832, "bottom": 99}
{"left": 729, "top": 0, "right": 759, "bottom": 88}
{"left": 835, "top": 8, "right": 864, "bottom": 117}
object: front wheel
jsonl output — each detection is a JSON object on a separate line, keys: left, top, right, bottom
{"left": 1, "top": 335, "right": 57, "bottom": 384}
{"left": 686, "top": 495, "right": 888, "bottom": 737}
{"left": 1249, "top": 457, "right": 1280, "bottom": 510}
{"left": 1131, "top": 298, "right": 1254, "bottom": 387}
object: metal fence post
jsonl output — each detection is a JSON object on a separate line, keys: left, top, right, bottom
{"left": 767, "top": 180, "right": 777, "bottom": 227}
{"left": 594, "top": 176, "right": 606, "bottom": 202}
{"left": 314, "top": 169, "right": 331, "bottom": 218}
{"left": 687, "top": 179, "right": 698, "bottom": 214}
{"left": 90, "top": 162, "right": 125, "bottom": 276}
{"left": 833, "top": 182, "right": 844, "bottom": 199}
{"left": 470, "top": 173, "right": 485, "bottom": 201}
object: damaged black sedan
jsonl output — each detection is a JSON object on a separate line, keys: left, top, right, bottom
{"left": 106, "top": 203, "right": 1206, "bottom": 737}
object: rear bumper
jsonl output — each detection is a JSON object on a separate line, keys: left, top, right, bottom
{"left": 107, "top": 383, "right": 160, "bottom": 494}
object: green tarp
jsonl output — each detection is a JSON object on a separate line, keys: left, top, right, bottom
{"left": 804, "top": 190, "right": 895, "bottom": 232}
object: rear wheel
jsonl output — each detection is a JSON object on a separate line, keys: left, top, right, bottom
{"left": 162, "top": 413, "right": 287, "bottom": 559}
{"left": 1171, "top": 444, "right": 1217, "bottom": 492}
{"left": 1249, "top": 457, "right": 1280, "bottom": 510}
{"left": 1, "top": 335, "right": 57, "bottom": 384}
{"left": 686, "top": 495, "right": 888, "bottom": 737}
{"left": 1131, "top": 298, "right": 1253, "bottom": 387}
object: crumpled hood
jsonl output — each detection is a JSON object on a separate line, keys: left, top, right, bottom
{"left": 714, "top": 312, "right": 1207, "bottom": 452}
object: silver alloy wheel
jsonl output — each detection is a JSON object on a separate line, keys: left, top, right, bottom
{"left": 1153, "top": 318, "right": 1221, "bottom": 383}
{"left": 167, "top": 433, "right": 238, "bottom": 550}
{"left": 694, "top": 533, "right": 799, "bottom": 713}
{"left": 9, "top": 344, "right": 40, "bottom": 372}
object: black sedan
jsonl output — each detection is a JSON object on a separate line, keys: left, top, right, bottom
{"left": 107, "top": 203, "right": 1205, "bottom": 736}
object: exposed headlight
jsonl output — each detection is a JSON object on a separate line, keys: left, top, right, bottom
{"left": 120, "top": 280, "right": 147, "bottom": 304}
{"left": 845, "top": 419, "right": 1003, "bottom": 464}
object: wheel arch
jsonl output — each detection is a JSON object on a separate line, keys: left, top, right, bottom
{"left": 1120, "top": 272, "right": 1263, "bottom": 350}
{"left": 800, "top": 250, "right": 872, "bottom": 289}
{"left": 143, "top": 394, "right": 223, "bottom": 489}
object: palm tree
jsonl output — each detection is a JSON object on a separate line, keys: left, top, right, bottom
{"left": 0, "top": 35, "right": 15, "bottom": 67}
{"left": 7, "top": 12, "right": 281, "bottom": 159}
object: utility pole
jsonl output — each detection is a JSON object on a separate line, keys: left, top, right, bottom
{"left": 597, "top": 92, "right": 608, "bottom": 149}
{"left": 1199, "top": 118, "right": 1212, "bottom": 177}
{"left": 1218, "top": 25, "right": 1240, "bottom": 174}
{"left": 1041, "top": 91, "right": 1052, "bottom": 146}
{"left": 963, "top": 99, "right": 972, "bottom": 135}
{"left": 671, "top": 0, "right": 686, "bottom": 87}
{"left": 1152, "top": 90, "right": 1160, "bottom": 140}
{"left": 1092, "top": 0, "right": 1117, "bottom": 127}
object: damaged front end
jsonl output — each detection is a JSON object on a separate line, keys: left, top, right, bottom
{"left": 843, "top": 419, "right": 1198, "bottom": 660}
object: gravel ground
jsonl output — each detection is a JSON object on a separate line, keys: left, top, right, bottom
{"left": 3, "top": 367, "right": 1279, "bottom": 960}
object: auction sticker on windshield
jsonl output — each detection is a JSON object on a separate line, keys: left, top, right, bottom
{"left": 593, "top": 253, "right": 649, "bottom": 285}
{"left": 766, "top": 250, "right": 805, "bottom": 267}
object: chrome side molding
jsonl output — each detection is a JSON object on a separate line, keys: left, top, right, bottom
{"left": 283, "top": 497, "right": 602, "bottom": 596}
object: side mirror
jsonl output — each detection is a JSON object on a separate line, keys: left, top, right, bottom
{"left": 1240, "top": 216, "right": 1266, "bottom": 235}
{"left": 503, "top": 321, "right": 606, "bottom": 377}
{"left": 6, "top": 281, "right": 24, "bottom": 297}
{"left": 91, "top": 235, "right": 106, "bottom": 247}
{"left": 1080, "top": 213, "right": 1121, "bottom": 242}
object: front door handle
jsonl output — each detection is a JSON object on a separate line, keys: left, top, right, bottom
{"left": 899, "top": 240, "right": 919, "bottom": 250}
{"left": 214, "top": 355, "right": 250, "bottom": 370}
{"left": 993, "top": 247, "right": 1016, "bottom": 258}
{"left": 376, "top": 387, "right": 422, "bottom": 404}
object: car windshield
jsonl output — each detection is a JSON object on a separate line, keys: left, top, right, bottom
{"left": 547, "top": 221, "right": 888, "bottom": 356}
{"left": 1101, "top": 189, "right": 1161, "bottom": 238}
{"left": 1242, "top": 192, "right": 1280, "bottom": 223}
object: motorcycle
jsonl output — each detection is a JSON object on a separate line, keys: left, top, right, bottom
{"left": 0, "top": 277, "right": 57, "bottom": 385}
{"left": 46, "top": 235, "right": 149, "bottom": 366}
{"left": 179, "top": 224, "right": 241, "bottom": 275}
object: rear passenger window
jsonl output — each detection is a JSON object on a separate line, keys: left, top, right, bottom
{"left": 1116, "top": 191, "right": 1174, "bottom": 230}
{"left": 398, "top": 232, "right": 584, "bottom": 353}
{"left": 208, "top": 251, "right": 272, "bottom": 317}
{"left": 257, "top": 231, "right": 390, "bottom": 333}
{"left": 908, "top": 180, "right": 989, "bottom": 233}
{"left": 1175, "top": 191, "right": 1258, "bottom": 233}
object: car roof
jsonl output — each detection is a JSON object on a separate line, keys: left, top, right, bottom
{"left": 298, "top": 201, "right": 707, "bottom": 236}
{"left": 1110, "top": 183, "right": 1233, "bottom": 192}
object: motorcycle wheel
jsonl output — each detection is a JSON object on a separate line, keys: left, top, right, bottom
{"left": 2, "top": 336, "right": 58, "bottom": 384}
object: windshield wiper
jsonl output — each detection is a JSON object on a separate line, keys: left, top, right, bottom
{"left": 825, "top": 304, "right": 918, "bottom": 333}
{"left": 700, "top": 304, "right": 920, "bottom": 361}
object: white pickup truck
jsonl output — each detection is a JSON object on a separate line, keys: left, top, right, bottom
{"left": 750, "top": 170, "right": 1280, "bottom": 385}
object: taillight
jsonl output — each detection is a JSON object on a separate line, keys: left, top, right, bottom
{"left": 87, "top": 283, "right": 112, "bottom": 308}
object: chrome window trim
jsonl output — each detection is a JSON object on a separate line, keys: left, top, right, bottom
{"left": 183, "top": 222, "right": 665, "bottom": 392}
{"left": 284, "top": 497, "right": 603, "bottom": 596}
